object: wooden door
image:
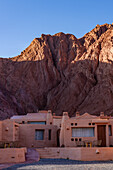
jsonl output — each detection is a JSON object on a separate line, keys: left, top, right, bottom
{"left": 97, "top": 125, "right": 106, "bottom": 146}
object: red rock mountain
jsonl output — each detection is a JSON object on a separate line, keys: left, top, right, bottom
{"left": 0, "top": 23, "right": 113, "bottom": 119}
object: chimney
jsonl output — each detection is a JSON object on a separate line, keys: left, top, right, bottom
{"left": 48, "top": 110, "right": 52, "bottom": 114}
{"left": 62, "top": 112, "right": 69, "bottom": 120}
{"left": 100, "top": 112, "right": 104, "bottom": 117}
{"left": 63, "top": 112, "right": 68, "bottom": 116}
{"left": 76, "top": 111, "right": 80, "bottom": 117}
{"left": 53, "top": 113, "right": 56, "bottom": 116}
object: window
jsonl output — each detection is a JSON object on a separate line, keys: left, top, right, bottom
{"left": 48, "top": 129, "right": 51, "bottom": 140}
{"left": 72, "top": 127, "right": 94, "bottom": 137}
{"left": 75, "top": 123, "right": 77, "bottom": 126}
{"left": 71, "top": 123, "right": 73, "bottom": 126}
{"left": 89, "top": 123, "right": 91, "bottom": 125}
{"left": 109, "top": 125, "right": 112, "bottom": 136}
{"left": 35, "top": 130, "right": 44, "bottom": 140}
{"left": 28, "top": 121, "right": 46, "bottom": 125}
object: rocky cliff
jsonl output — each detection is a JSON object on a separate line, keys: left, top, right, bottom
{"left": 0, "top": 23, "right": 113, "bottom": 119}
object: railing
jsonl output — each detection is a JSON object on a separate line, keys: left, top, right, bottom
{"left": 75, "top": 140, "right": 102, "bottom": 147}
{"left": 0, "top": 141, "right": 19, "bottom": 148}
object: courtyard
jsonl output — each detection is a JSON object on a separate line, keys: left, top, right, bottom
{"left": 3, "top": 158, "right": 113, "bottom": 170}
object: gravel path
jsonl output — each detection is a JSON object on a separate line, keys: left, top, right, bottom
{"left": 3, "top": 159, "right": 113, "bottom": 170}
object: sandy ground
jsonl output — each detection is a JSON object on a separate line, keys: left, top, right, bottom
{"left": 2, "top": 159, "right": 113, "bottom": 170}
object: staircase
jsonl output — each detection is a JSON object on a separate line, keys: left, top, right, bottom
{"left": 36, "top": 148, "right": 60, "bottom": 159}
{"left": 25, "top": 148, "right": 40, "bottom": 162}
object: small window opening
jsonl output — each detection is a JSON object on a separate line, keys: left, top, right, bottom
{"left": 71, "top": 138, "right": 74, "bottom": 141}
{"left": 109, "top": 125, "right": 112, "bottom": 136}
{"left": 49, "top": 129, "right": 51, "bottom": 140}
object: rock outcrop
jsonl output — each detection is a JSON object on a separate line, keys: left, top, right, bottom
{"left": 0, "top": 23, "right": 113, "bottom": 119}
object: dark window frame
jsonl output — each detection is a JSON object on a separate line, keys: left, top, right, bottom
{"left": 48, "top": 129, "right": 51, "bottom": 140}
{"left": 35, "top": 129, "right": 44, "bottom": 140}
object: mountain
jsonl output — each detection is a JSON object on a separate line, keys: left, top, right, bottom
{"left": 0, "top": 23, "right": 113, "bottom": 119}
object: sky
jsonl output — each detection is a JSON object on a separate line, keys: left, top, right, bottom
{"left": 0, "top": 0, "right": 113, "bottom": 58}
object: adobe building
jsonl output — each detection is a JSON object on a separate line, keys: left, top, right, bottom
{"left": 60, "top": 112, "right": 113, "bottom": 147}
{"left": 0, "top": 110, "right": 113, "bottom": 148}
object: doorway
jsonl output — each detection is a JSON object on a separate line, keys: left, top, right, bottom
{"left": 97, "top": 125, "right": 106, "bottom": 146}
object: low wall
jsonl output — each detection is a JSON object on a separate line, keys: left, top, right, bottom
{"left": 81, "top": 147, "right": 113, "bottom": 161}
{"left": 36, "top": 147, "right": 113, "bottom": 161}
{"left": 0, "top": 148, "right": 27, "bottom": 163}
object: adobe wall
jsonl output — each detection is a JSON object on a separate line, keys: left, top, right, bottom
{"left": 19, "top": 124, "right": 58, "bottom": 147}
{"left": 36, "top": 147, "right": 81, "bottom": 160}
{"left": 81, "top": 147, "right": 113, "bottom": 161}
{"left": 11, "top": 111, "right": 52, "bottom": 125}
{"left": 53, "top": 118, "right": 62, "bottom": 129}
{"left": 60, "top": 113, "right": 113, "bottom": 147}
{"left": 37, "top": 147, "right": 113, "bottom": 161}
{"left": 14, "top": 123, "right": 19, "bottom": 141}
{"left": 2, "top": 119, "right": 14, "bottom": 141}
{"left": 60, "top": 115, "right": 97, "bottom": 147}
{"left": 0, "top": 148, "right": 26, "bottom": 163}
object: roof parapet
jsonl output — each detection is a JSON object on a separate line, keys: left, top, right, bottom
{"left": 63, "top": 112, "right": 68, "bottom": 116}
{"left": 53, "top": 113, "right": 56, "bottom": 116}
{"left": 48, "top": 110, "right": 52, "bottom": 114}
{"left": 100, "top": 112, "right": 104, "bottom": 117}
{"left": 76, "top": 111, "right": 80, "bottom": 117}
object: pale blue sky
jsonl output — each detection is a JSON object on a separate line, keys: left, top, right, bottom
{"left": 0, "top": 0, "right": 113, "bottom": 58}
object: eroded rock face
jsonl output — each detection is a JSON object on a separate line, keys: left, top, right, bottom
{"left": 0, "top": 23, "right": 113, "bottom": 119}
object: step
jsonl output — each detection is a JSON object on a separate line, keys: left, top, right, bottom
{"left": 37, "top": 149, "right": 60, "bottom": 158}
{"left": 25, "top": 148, "right": 40, "bottom": 161}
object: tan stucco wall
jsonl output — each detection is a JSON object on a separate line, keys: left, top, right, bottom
{"left": 1, "top": 111, "right": 113, "bottom": 149}
{"left": 60, "top": 113, "right": 113, "bottom": 147}
{"left": 2, "top": 119, "right": 15, "bottom": 141}
{"left": 81, "top": 147, "right": 113, "bottom": 161}
{"left": 0, "top": 148, "right": 26, "bottom": 163}
{"left": 11, "top": 111, "right": 53, "bottom": 125}
{"left": 19, "top": 124, "right": 58, "bottom": 147}
{"left": 62, "top": 118, "right": 97, "bottom": 147}
{"left": 37, "top": 147, "right": 113, "bottom": 161}
{"left": 53, "top": 118, "right": 62, "bottom": 129}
